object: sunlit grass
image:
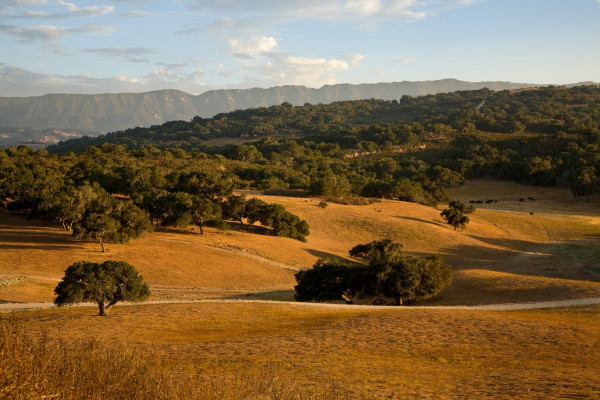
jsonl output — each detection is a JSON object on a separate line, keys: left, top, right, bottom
{"left": 6, "top": 302, "right": 600, "bottom": 399}
{"left": 1, "top": 179, "right": 600, "bottom": 305}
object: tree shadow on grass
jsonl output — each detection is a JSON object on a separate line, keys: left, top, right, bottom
{"left": 0, "top": 243, "right": 76, "bottom": 251}
{"left": 0, "top": 229, "right": 78, "bottom": 250}
{"left": 157, "top": 221, "right": 274, "bottom": 237}
{"left": 304, "top": 248, "right": 346, "bottom": 260}
{"left": 420, "top": 234, "right": 600, "bottom": 282}
{"left": 396, "top": 216, "right": 446, "bottom": 228}
{"left": 220, "top": 221, "right": 273, "bottom": 236}
{"left": 154, "top": 227, "right": 200, "bottom": 236}
{"left": 0, "top": 214, "right": 60, "bottom": 231}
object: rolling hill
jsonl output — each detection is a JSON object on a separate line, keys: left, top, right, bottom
{"left": 3, "top": 179, "right": 600, "bottom": 398}
{"left": 0, "top": 79, "right": 545, "bottom": 145}
{"left": 2, "top": 180, "right": 599, "bottom": 305}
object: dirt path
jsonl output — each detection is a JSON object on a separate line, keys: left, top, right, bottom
{"left": 1, "top": 274, "right": 62, "bottom": 282}
{"left": 3, "top": 297, "right": 600, "bottom": 313}
{"left": 149, "top": 237, "right": 302, "bottom": 271}
{"left": 481, "top": 217, "right": 519, "bottom": 240}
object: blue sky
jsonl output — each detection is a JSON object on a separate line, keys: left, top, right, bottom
{"left": 1, "top": 0, "right": 599, "bottom": 96}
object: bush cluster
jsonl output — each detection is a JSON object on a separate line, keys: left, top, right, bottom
{"left": 295, "top": 240, "right": 452, "bottom": 305}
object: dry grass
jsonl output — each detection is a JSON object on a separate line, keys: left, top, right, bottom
{"left": 0, "top": 315, "right": 337, "bottom": 400}
{"left": 6, "top": 302, "right": 600, "bottom": 399}
{"left": 1, "top": 179, "right": 600, "bottom": 305}
{"left": 3, "top": 179, "right": 600, "bottom": 398}
{"left": 446, "top": 178, "right": 600, "bottom": 216}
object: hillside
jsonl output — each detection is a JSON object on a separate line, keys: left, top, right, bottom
{"left": 2, "top": 180, "right": 599, "bottom": 305}
{"left": 0, "top": 79, "right": 541, "bottom": 140}
{"left": 3, "top": 180, "right": 600, "bottom": 398}
{"left": 41, "top": 85, "right": 600, "bottom": 203}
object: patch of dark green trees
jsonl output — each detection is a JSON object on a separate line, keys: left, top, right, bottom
{"left": 294, "top": 240, "right": 453, "bottom": 305}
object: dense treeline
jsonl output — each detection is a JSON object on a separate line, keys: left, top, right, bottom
{"left": 2, "top": 86, "right": 599, "bottom": 236}
{"left": 48, "top": 85, "right": 600, "bottom": 150}
{"left": 0, "top": 145, "right": 310, "bottom": 249}
{"left": 45, "top": 85, "right": 600, "bottom": 200}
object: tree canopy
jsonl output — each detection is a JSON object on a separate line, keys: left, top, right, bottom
{"left": 54, "top": 261, "right": 151, "bottom": 316}
{"left": 440, "top": 200, "right": 475, "bottom": 230}
{"left": 295, "top": 239, "right": 453, "bottom": 305}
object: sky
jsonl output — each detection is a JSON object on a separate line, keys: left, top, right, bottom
{"left": 0, "top": 0, "right": 599, "bottom": 97}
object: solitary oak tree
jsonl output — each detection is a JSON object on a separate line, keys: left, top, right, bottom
{"left": 371, "top": 251, "right": 452, "bottom": 305}
{"left": 440, "top": 200, "right": 475, "bottom": 230}
{"left": 54, "top": 261, "right": 150, "bottom": 316}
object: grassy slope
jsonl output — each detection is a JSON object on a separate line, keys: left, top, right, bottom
{"left": 3, "top": 179, "right": 600, "bottom": 398}
{"left": 1, "top": 179, "right": 600, "bottom": 305}
{"left": 7, "top": 302, "right": 600, "bottom": 399}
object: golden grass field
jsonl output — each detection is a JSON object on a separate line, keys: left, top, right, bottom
{"left": 2, "top": 179, "right": 600, "bottom": 398}
{"left": 5, "top": 302, "right": 600, "bottom": 399}
{"left": 2, "top": 179, "right": 600, "bottom": 305}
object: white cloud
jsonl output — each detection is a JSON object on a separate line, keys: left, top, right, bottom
{"left": 118, "top": 10, "right": 154, "bottom": 19}
{"left": 205, "top": 17, "right": 259, "bottom": 34}
{"left": 0, "top": 24, "right": 68, "bottom": 41}
{"left": 3, "top": 0, "right": 47, "bottom": 5}
{"left": 56, "top": 2, "right": 115, "bottom": 18}
{"left": 82, "top": 47, "right": 159, "bottom": 58}
{"left": 228, "top": 36, "right": 278, "bottom": 58}
{"left": 4, "top": 0, "right": 114, "bottom": 19}
{"left": 183, "top": 0, "right": 446, "bottom": 23}
{"left": 340, "top": 54, "right": 365, "bottom": 66}
{"left": 0, "top": 23, "right": 111, "bottom": 41}
{"left": 226, "top": 53, "right": 361, "bottom": 88}
{"left": 283, "top": 56, "right": 349, "bottom": 70}
{"left": 56, "top": 0, "right": 77, "bottom": 12}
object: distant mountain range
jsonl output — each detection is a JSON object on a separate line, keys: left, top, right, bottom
{"left": 0, "top": 79, "right": 596, "bottom": 146}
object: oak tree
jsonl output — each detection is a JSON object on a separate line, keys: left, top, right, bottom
{"left": 54, "top": 261, "right": 150, "bottom": 316}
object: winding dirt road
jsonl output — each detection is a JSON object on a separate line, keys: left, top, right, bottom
{"left": 3, "top": 297, "right": 600, "bottom": 313}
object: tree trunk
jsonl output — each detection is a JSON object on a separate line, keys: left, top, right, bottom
{"left": 98, "top": 301, "right": 107, "bottom": 316}
{"left": 198, "top": 223, "right": 204, "bottom": 235}
{"left": 99, "top": 239, "right": 105, "bottom": 253}
{"left": 394, "top": 295, "right": 402, "bottom": 306}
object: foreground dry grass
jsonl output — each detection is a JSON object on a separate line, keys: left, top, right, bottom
{"left": 6, "top": 302, "right": 600, "bottom": 399}
{"left": 1, "top": 315, "right": 336, "bottom": 400}
{"left": 1, "top": 179, "right": 600, "bottom": 305}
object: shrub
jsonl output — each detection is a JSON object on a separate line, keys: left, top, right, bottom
{"left": 294, "top": 258, "right": 361, "bottom": 301}
{"left": 295, "top": 240, "right": 452, "bottom": 305}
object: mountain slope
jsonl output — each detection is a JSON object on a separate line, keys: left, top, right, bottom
{"left": 0, "top": 79, "right": 542, "bottom": 135}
